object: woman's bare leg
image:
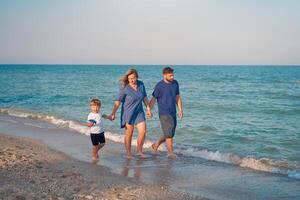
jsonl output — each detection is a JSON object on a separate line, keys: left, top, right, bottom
{"left": 136, "top": 121, "right": 146, "bottom": 157}
{"left": 124, "top": 123, "right": 134, "bottom": 158}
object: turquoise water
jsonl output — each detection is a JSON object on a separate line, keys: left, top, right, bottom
{"left": 0, "top": 65, "right": 299, "bottom": 177}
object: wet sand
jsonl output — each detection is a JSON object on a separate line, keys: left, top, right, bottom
{"left": 0, "top": 133, "right": 203, "bottom": 200}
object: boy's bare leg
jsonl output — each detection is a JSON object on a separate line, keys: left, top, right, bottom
{"left": 152, "top": 135, "right": 166, "bottom": 152}
{"left": 124, "top": 123, "right": 134, "bottom": 158}
{"left": 96, "top": 143, "right": 105, "bottom": 158}
{"left": 166, "top": 138, "right": 176, "bottom": 159}
{"left": 136, "top": 121, "right": 146, "bottom": 157}
{"left": 92, "top": 146, "right": 98, "bottom": 160}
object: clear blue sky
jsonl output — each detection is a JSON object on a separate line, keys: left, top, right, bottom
{"left": 0, "top": 0, "right": 299, "bottom": 65}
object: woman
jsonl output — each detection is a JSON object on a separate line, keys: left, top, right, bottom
{"left": 110, "top": 69, "right": 152, "bottom": 158}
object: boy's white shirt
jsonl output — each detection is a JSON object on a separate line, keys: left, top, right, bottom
{"left": 87, "top": 112, "right": 104, "bottom": 134}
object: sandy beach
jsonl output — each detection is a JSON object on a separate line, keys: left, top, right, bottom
{"left": 0, "top": 133, "right": 203, "bottom": 200}
{"left": 1, "top": 114, "right": 299, "bottom": 200}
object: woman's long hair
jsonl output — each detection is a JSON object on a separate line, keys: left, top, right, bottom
{"left": 119, "top": 68, "right": 139, "bottom": 88}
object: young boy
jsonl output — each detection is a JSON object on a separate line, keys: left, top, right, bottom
{"left": 87, "top": 98, "right": 110, "bottom": 161}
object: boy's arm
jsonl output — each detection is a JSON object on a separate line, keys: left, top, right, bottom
{"left": 176, "top": 95, "right": 183, "bottom": 119}
{"left": 86, "top": 115, "right": 96, "bottom": 127}
{"left": 102, "top": 114, "right": 112, "bottom": 120}
{"left": 86, "top": 122, "right": 94, "bottom": 127}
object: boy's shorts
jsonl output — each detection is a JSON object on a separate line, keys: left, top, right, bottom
{"left": 159, "top": 115, "right": 177, "bottom": 138}
{"left": 90, "top": 132, "right": 105, "bottom": 146}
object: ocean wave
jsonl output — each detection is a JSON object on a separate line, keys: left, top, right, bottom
{"left": 178, "top": 146, "right": 300, "bottom": 179}
{"left": 0, "top": 107, "right": 165, "bottom": 151}
{"left": 0, "top": 107, "right": 91, "bottom": 135}
{"left": 0, "top": 107, "right": 298, "bottom": 179}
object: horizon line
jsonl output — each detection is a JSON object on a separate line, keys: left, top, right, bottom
{"left": 1, "top": 63, "right": 300, "bottom": 66}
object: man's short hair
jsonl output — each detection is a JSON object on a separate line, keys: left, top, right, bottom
{"left": 163, "top": 67, "right": 174, "bottom": 74}
{"left": 90, "top": 98, "right": 101, "bottom": 107}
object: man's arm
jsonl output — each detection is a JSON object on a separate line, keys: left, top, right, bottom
{"left": 149, "top": 97, "right": 156, "bottom": 109}
{"left": 176, "top": 95, "right": 183, "bottom": 119}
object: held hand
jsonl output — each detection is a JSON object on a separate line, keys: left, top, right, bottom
{"left": 178, "top": 110, "right": 183, "bottom": 119}
{"left": 146, "top": 110, "right": 153, "bottom": 118}
{"left": 103, "top": 114, "right": 112, "bottom": 121}
{"left": 146, "top": 106, "right": 152, "bottom": 118}
{"left": 107, "top": 115, "right": 113, "bottom": 121}
{"left": 109, "top": 113, "right": 116, "bottom": 121}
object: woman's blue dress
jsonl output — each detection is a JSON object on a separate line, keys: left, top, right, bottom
{"left": 117, "top": 80, "right": 147, "bottom": 128}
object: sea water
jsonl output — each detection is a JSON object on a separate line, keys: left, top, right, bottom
{"left": 0, "top": 65, "right": 299, "bottom": 179}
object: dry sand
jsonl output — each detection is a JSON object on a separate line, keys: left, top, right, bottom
{"left": 0, "top": 133, "right": 205, "bottom": 200}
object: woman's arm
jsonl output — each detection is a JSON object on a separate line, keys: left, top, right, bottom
{"left": 143, "top": 97, "right": 152, "bottom": 118}
{"left": 143, "top": 97, "right": 150, "bottom": 109}
{"left": 109, "top": 101, "right": 121, "bottom": 120}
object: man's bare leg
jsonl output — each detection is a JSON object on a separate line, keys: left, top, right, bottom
{"left": 166, "top": 138, "right": 176, "bottom": 159}
{"left": 152, "top": 135, "right": 166, "bottom": 152}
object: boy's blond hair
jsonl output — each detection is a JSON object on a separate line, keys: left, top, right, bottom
{"left": 90, "top": 98, "right": 101, "bottom": 107}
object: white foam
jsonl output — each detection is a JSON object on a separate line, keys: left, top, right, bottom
{"left": 239, "top": 157, "right": 279, "bottom": 173}
{"left": 1, "top": 118, "right": 18, "bottom": 124}
{"left": 178, "top": 146, "right": 300, "bottom": 179}
{"left": 104, "top": 131, "right": 165, "bottom": 150}
{"left": 179, "top": 147, "right": 239, "bottom": 164}
{"left": 288, "top": 170, "right": 300, "bottom": 179}
{"left": 0, "top": 107, "right": 164, "bottom": 150}
{"left": 23, "top": 122, "right": 46, "bottom": 129}
{"left": 68, "top": 120, "right": 90, "bottom": 135}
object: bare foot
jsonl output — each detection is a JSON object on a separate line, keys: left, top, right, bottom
{"left": 167, "top": 153, "right": 176, "bottom": 160}
{"left": 126, "top": 154, "right": 133, "bottom": 159}
{"left": 136, "top": 153, "right": 147, "bottom": 158}
{"left": 151, "top": 143, "right": 158, "bottom": 152}
{"left": 91, "top": 159, "right": 99, "bottom": 164}
{"left": 92, "top": 156, "right": 98, "bottom": 161}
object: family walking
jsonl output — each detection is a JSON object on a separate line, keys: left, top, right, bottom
{"left": 86, "top": 67, "right": 183, "bottom": 161}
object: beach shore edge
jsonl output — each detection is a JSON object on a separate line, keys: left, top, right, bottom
{"left": 0, "top": 133, "right": 206, "bottom": 200}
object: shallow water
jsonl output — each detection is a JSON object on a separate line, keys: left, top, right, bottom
{"left": 0, "top": 64, "right": 300, "bottom": 178}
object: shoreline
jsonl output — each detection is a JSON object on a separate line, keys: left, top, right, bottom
{"left": 1, "top": 107, "right": 298, "bottom": 179}
{"left": 1, "top": 114, "right": 300, "bottom": 200}
{"left": 0, "top": 133, "right": 202, "bottom": 200}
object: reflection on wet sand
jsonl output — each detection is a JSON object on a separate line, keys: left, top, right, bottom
{"left": 121, "top": 158, "right": 144, "bottom": 180}
{"left": 91, "top": 159, "right": 99, "bottom": 165}
{"left": 120, "top": 153, "right": 175, "bottom": 189}
{"left": 153, "top": 159, "right": 174, "bottom": 189}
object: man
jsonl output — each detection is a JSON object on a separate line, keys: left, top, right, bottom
{"left": 150, "top": 67, "right": 183, "bottom": 159}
